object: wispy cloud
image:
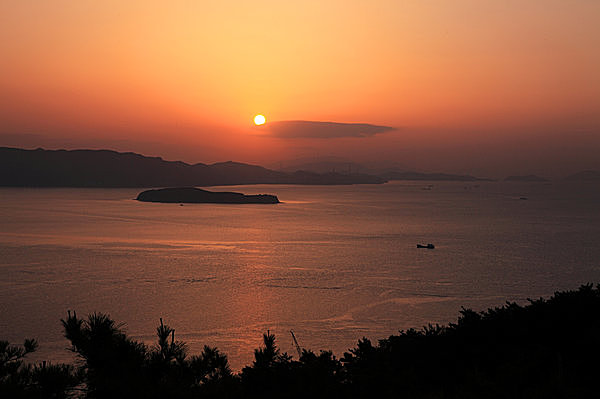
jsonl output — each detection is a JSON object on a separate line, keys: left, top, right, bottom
{"left": 263, "top": 120, "right": 395, "bottom": 139}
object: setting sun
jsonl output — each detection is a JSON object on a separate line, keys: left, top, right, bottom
{"left": 254, "top": 114, "right": 266, "bottom": 125}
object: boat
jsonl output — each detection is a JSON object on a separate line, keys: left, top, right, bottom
{"left": 417, "top": 243, "right": 435, "bottom": 249}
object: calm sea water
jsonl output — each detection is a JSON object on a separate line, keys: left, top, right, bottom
{"left": 1, "top": 181, "right": 599, "bottom": 369}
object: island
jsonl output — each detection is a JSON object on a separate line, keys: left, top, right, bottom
{"left": 136, "top": 187, "right": 279, "bottom": 204}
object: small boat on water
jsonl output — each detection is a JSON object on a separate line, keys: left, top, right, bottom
{"left": 417, "top": 243, "right": 435, "bottom": 249}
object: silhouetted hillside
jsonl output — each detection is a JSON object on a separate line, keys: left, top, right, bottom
{"left": 0, "top": 147, "right": 386, "bottom": 187}
{"left": 564, "top": 170, "right": 600, "bottom": 181}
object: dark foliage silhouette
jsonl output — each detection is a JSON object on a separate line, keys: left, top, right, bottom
{"left": 61, "top": 311, "right": 235, "bottom": 398}
{"left": 340, "top": 284, "right": 600, "bottom": 398}
{"left": 0, "top": 338, "right": 80, "bottom": 398}
{"left": 240, "top": 331, "right": 343, "bottom": 398}
{"left": 3, "top": 284, "right": 600, "bottom": 397}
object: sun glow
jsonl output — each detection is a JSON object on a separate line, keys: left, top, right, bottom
{"left": 254, "top": 114, "right": 266, "bottom": 125}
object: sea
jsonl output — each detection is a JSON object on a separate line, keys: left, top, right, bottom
{"left": 1, "top": 181, "right": 599, "bottom": 370}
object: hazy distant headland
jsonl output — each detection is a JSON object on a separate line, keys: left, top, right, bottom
{"left": 504, "top": 174, "right": 548, "bottom": 182}
{"left": 381, "top": 171, "right": 492, "bottom": 181}
{"left": 503, "top": 171, "right": 600, "bottom": 182}
{"left": 136, "top": 187, "right": 280, "bottom": 204}
{"left": 273, "top": 158, "right": 491, "bottom": 181}
{"left": 565, "top": 170, "right": 600, "bottom": 181}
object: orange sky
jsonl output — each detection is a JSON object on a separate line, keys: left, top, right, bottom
{"left": 1, "top": 0, "right": 599, "bottom": 177}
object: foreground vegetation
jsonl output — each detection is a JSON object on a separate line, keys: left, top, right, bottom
{"left": 2, "top": 284, "right": 599, "bottom": 398}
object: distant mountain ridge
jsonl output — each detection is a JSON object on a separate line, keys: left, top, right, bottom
{"left": 3, "top": 147, "right": 593, "bottom": 187}
{"left": 0, "top": 147, "right": 386, "bottom": 187}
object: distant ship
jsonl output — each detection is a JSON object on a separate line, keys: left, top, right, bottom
{"left": 417, "top": 243, "right": 435, "bottom": 249}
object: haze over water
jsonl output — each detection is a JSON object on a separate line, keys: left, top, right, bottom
{"left": 1, "top": 181, "right": 599, "bottom": 369}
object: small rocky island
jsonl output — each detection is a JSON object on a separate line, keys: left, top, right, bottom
{"left": 136, "top": 187, "right": 279, "bottom": 204}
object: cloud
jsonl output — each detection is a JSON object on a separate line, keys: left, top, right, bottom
{"left": 264, "top": 120, "right": 395, "bottom": 139}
